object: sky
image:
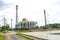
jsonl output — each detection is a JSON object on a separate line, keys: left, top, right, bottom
{"left": 0, "top": 0, "right": 60, "bottom": 28}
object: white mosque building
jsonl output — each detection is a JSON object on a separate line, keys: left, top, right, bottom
{"left": 16, "top": 18, "right": 37, "bottom": 29}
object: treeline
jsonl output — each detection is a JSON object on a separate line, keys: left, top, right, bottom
{"left": 41, "top": 23, "right": 60, "bottom": 29}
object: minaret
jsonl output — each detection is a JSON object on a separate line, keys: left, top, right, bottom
{"left": 44, "top": 10, "right": 47, "bottom": 27}
{"left": 16, "top": 5, "right": 18, "bottom": 29}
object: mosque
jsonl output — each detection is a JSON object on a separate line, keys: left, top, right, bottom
{"left": 16, "top": 18, "right": 37, "bottom": 29}
{"left": 15, "top": 5, "right": 37, "bottom": 29}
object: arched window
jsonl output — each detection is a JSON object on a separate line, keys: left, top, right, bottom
{"left": 21, "top": 23, "right": 22, "bottom": 27}
{"left": 23, "top": 23, "right": 25, "bottom": 27}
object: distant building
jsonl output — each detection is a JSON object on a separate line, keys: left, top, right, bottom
{"left": 16, "top": 18, "right": 37, "bottom": 29}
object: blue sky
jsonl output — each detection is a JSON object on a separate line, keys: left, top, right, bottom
{"left": 0, "top": 0, "right": 60, "bottom": 28}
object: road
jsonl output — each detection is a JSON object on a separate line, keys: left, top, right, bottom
{"left": 4, "top": 31, "right": 48, "bottom": 40}
{"left": 4, "top": 31, "right": 26, "bottom": 40}
{"left": 22, "top": 30, "right": 60, "bottom": 40}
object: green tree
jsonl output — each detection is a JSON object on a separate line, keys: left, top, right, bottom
{"left": 6, "top": 24, "right": 10, "bottom": 31}
{"left": 1, "top": 24, "right": 10, "bottom": 32}
{"left": 1, "top": 26, "right": 5, "bottom": 32}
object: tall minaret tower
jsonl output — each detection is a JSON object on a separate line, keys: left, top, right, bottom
{"left": 44, "top": 10, "right": 47, "bottom": 27}
{"left": 16, "top": 5, "right": 18, "bottom": 29}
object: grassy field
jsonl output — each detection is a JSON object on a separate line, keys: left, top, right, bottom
{"left": 0, "top": 34, "right": 5, "bottom": 40}
{"left": 16, "top": 33, "right": 36, "bottom": 40}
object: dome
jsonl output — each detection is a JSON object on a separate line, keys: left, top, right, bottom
{"left": 22, "top": 18, "right": 28, "bottom": 21}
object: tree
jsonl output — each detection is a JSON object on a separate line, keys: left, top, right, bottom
{"left": 1, "top": 26, "right": 6, "bottom": 32}
{"left": 1, "top": 24, "right": 10, "bottom": 32}
{"left": 6, "top": 24, "right": 10, "bottom": 31}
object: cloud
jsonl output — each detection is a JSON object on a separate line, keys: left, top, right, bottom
{"left": 0, "top": 0, "right": 10, "bottom": 10}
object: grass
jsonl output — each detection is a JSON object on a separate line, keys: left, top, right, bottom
{"left": 0, "top": 34, "right": 5, "bottom": 40}
{"left": 16, "top": 33, "right": 35, "bottom": 40}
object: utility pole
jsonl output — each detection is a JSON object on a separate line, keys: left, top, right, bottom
{"left": 15, "top": 5, "right": 18, "bottom": 30}
{"left": 3, "top": 17, "right": 6, "bottom": 26}
{"left": 44, "top": 10, "right": 47, "bottom": 27}
{"left": 3, "top": 17, "right": 7, "bottom": 32}
{"left": 11, "top": 18, "right": 13, "bottom": 30}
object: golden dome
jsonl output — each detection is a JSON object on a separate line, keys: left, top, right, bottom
{"left": 22, "top": 18, "right": 27, "bottom": 21}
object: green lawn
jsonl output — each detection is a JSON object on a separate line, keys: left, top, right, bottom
{"left": 16, "top": 33, "right": 35, "bottom": 40}
{"left": 0, "top": 35, "right": 5, "bottom": 40}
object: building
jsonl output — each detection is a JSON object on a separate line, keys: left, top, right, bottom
{"left": 16, "top": 18, "right": 37, "bottom": 29}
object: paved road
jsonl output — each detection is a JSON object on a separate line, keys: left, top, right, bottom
{"left": 4, "top": 31, "right": 47, "bottom": 40}
{"left": 4, "top": 31, "right": 26, "bottom": 40}
{"left": 22, "top": 30, "right": 60, "bottom": 40}
{"left": 4, "top": 35, "right": 26, "bottom": 40}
